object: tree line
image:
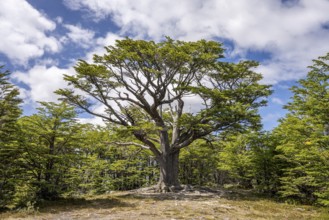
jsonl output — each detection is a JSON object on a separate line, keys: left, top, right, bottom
{"left": 0, "top": 38, "right": 328, "bottom": 209}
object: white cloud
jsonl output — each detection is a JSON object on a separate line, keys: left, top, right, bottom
{"left": 12, "top": 65, "right": 73, "bottom": 103}
{"left": 0, "top": 0, "right": 60, "bottom": 65}
{"left": 77, "top": 104, "right": 107, "bottom": 126}
{"left": 271, "top": 97, "right": 285, "bottom": 105}
{"left": 55, "top": 16, "right": 63, "bottom": 24}
{"left": 63, "top": 24, "right": 95, "bottom": 48}
{"left": 12, "top": 64, "right": 108, "bottom": 126}
{"left": 262, "top": 112, "right": 282, "bottom": 122}
{"left": 63, "top": 0, "right": 329, "bottom": 83}
{"left": 78, "top": 116, "right": 105, "bottom": 126}
{"left": 84, "top": 33, "right": 122, "bottom": 63}
{"left": 9, "top": 32, "right": 122, "bottom": 110}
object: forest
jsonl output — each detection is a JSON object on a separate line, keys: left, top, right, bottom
{"left": 1, "top": 38, "right": 329, "bottom": 211}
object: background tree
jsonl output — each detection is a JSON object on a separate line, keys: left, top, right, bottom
{"left": 214, "top": 130, "right": 281, "bottom": 194}
{"left": 249, "top": 132, "right": 281, "bottom": 194}
{"left": 179, "top": 139, "right": 220, "bottom": 186}
{"left": 18, "top": 102, "right": 85, "bottom": 201}
{"left": 56, "top": 38, "right": 271, "bottom": 191}
{"left": 0, "top": 67, "right": 22, "bottom": 208}
{"left": 274, "top": 53, "right": 329, "bottom": 205}
{"left": 72, "top": 125, "right": 158, "bottom": 194}
{"left": 217, "top": 132, "right": 254, "bottom": 188}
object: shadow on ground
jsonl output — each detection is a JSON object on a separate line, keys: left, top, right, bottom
{"left": 36, "top": 197, "right": 134, "bottom": 214}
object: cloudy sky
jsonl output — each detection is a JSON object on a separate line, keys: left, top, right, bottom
{"left": 1, "top": 0, "right": 329, "bottom": 130}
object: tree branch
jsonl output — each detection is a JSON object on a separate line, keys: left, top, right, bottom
{"left": 110, "top": 141, "right": 150, "bottom": 150}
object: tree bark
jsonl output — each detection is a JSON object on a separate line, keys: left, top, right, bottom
{"left": 157, "top": 149, "right": 181, "bottom": 192}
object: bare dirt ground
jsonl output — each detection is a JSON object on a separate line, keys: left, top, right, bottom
{"left": 1, "top": 187, "right": 328, "bottom": 220}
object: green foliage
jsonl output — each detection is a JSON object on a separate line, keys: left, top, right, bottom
{"left": 248, "top": 133, "right": 281, "bottom": 193}
{"left": 216, "top": 131, "right": 281, "bottom": 192}
{"left": 65, "top": 126, "right": 158, "bottom": 195}
{"left": 8, "top": 40, "right": 329, "bottom": 210}
{"left": 56, "top": 37, "right": 271, "bottom": 188}
{"left": 274, "top": 53, "right": 329, "bottom": 205}
{"left": 179, "top": 139, "right": 219, "bottom": 186}
{"left": 217, "top": 132, "right": 254, "bottom": 188}
{"left": 274, "top": 116, "right": 329, "bottom": 205}
{"left": 17, "top": 102, "right": 85, "bottom": 201}
{"left": 0, "top": 66, "right": 22, "bottom": 208}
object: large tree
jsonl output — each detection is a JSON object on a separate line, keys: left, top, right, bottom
{"left": 274, "top": 53, "right": 329, "bottom": 205}
{"left": 0, "top": 66, "right": 22, "bottom": 208}
{"left": 57, "top": 38, "right": 271, "bottom": 191}
{"left": 18, "top": 102, "right": 85, "bottom": 200}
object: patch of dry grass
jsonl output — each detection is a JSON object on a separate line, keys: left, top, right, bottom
{"left": 1, "top": 190, "right": 328, "bottom": 220}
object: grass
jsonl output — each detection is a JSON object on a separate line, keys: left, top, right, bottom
{"left": 1, "top": 190, "right": 328, "bottom": 220}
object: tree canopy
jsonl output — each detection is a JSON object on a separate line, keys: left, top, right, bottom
{"left": 274, "top": 53, "right": 329, "bottom": 205}
{"left": 0, "top": 67, "right": 22, "bottom": 208}
{"left": 0, "top": 50, "right": 329, "bottom": 209}
{"left": 56, "top": 38, "right": 271, "bottom": 190}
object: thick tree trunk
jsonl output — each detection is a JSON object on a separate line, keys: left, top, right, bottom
{"left": 157, "top": 150, "right": 182, "bottom": 192}
{"left": 152, "top": 111, "right": 184, "bottom": 192}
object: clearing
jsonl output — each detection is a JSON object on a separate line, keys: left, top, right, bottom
{"left": 1, "top": 188, "right": 328, "bottom": 220}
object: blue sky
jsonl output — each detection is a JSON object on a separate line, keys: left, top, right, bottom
{"left": 1, "top": 0, "right": 329, "bottom": 130}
